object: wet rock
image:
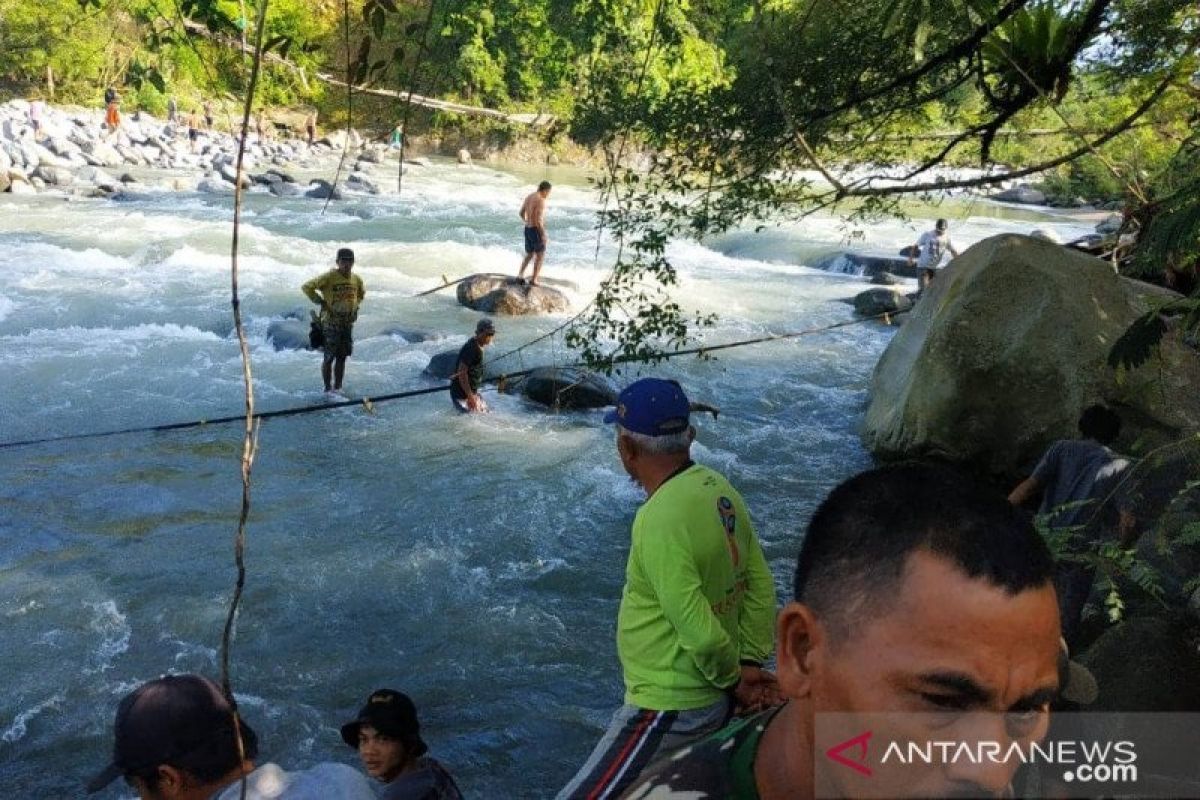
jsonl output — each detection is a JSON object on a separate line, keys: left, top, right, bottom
{"left": 268, "top": 181, "right": 303, "bottom": 197}
{"left": 9, "top": 178, "right": 36, "bottom": 195}
{"left": 1029, "top": 228, "right": 1061, "bottom": 244}
{"left": 457, "top": 148, "right": 472, "bottom": 165}
{"left": 347, "top": 172, "right": 379, "bottom": 194}
{"left": 265, "top": 168, "right": 296, "bottom": 183}
{"left": 197, "top": 177, "right": 234, "bottom": 194}
{"left": 812, "top": 251, "right": 922, "bottom": 279}
{"left": 507, "top": 367, "right": 618, "bottom": 410}
{"left": 304, "top": 178, "right": 343, "bottom": 200}
{"left": 379, "top": 326, "right": 435, "bottom": 343}
{"left": 456, "top": 274, "right": 570, "bottom": 315}
{"left": 871, "top": 272, "right": 903, "bottom": 286}
{"left": 219, "top": 163, "right": 250, "bottom": 188}
{"left": 992, "top": 183, "right": 1047, "bottom": 205}
{"left": 266, "top": 319, "right": 313, "bottom": 351}
{"left": 853, "top": 288, "right": 914, "bottom": 317}
{"left": 1096, "top": 213, "right": 1124, "bottom": 235}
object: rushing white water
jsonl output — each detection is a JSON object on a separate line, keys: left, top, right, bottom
{"left": 0, "top": 157, "right": 1093, "bottom": 797}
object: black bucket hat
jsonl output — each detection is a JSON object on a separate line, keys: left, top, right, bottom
{"left": 340, "top": 689, "right": 428, "bottom": 757}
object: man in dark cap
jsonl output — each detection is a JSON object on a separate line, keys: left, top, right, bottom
{"left": 302, "top": 247, "right": 366, "bottom": 395}
{"left": 87, "top": 673, "right": 374, "bottom": 799}
{"left": 450, "top": 318, "right": 496, "bottom": 413}
{"left": 555, "top": 378, "right": 778, "bottom": 799}
{"left": 341, "top": 688, "right": 463, "bottom": 799}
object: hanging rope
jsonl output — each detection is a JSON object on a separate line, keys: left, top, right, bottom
{"left": 222, "top": 1, "right": 271, "bottom": 796}
{"left": 0, "top": 310, "right": 903, "bottom": 450}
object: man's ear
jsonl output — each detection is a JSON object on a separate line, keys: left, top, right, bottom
{"left": 777, "top": 601, "right": 825, "bottom": 700}
{"left": 151, "top": 764, "right": 187, "bottom": 797}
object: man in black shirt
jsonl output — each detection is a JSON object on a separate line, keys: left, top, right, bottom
{"left": 450, "top": 318, "right": 495, "bottom": 412}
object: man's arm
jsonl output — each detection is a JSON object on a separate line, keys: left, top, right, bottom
{"left": 737, "top": 519, "right": 776, "bottom": 666}
{"left": 301, "top": 275, "right": 326, "bottom": 309}
{"left": 949, "top": 239, "right": 960, "bottom": 258}
{"left": 356, "top": 275, "right": 365, "bottom": 302}
{"left": 637, "top": 519, "right": 741, "bottom": 692}
{"left": 1008, "top": 476, "right": 1041, "bottom": 507}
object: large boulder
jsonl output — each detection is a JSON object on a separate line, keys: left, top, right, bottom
{"left": 852, "top": 288, "right": 913, "bottom": 317}
{"left": 863, "top": 234, "right": 1200, "bottom": 474}
{"left": 268, "top": 181, "right": 303, "bottom": 197}
{"left": 811, "top": 251, "right": 921, "bottom": 280}
{"left": 504, "top": 367, "right": 619, "bottom": 410}
{"left": 455, "top": 274, "right": 570, "bottom": 315}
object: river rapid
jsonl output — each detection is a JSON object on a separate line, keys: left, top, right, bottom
{"left": 0, "top": 156, "right": 1092, "bottom": 797}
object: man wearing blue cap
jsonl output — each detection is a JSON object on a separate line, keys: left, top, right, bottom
{"left": 556, "top": 378, "right": 779, "bottom": 799}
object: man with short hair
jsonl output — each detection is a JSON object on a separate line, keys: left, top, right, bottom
{"left": 623, "top": 462, "right": 1063, "bottom": 799}
{"left": 518, "top": 181, "right": 552, "bottom": 286}
{"left": 303, "top": 247, "right": 366, "bottom": 394}
{"left": 1009, "top": 404, "right": 1137, "bottom": 645}
{"left": 556, "top": 378, "right": 778, "bottom": 799}
{"left": 341, "top": 688, "right": 463, "bottom": 799}
{"left": 450, "top": 318, "right": 495, "bottom": 413}
{"left": 907, "top": 218, "right": 960, "bottom": 291}
{"left": 87, "top": 673, "right": 375, "bottom": 799}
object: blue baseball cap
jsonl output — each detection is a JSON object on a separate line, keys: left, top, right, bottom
{"left": 604, "top": 378, "right": 691, "bottom": 436}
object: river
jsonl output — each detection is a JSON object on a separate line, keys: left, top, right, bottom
{"left": 0, "top": 157, "right": 1093, "bottom": 797}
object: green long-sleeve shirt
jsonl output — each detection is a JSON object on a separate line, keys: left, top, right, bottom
{"left": 617, "top": 463, "right": 777, "bottom": 711}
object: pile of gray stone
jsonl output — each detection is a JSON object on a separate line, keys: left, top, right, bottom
{"left": 0, "top": 98, "right": 401, "bottom": 199}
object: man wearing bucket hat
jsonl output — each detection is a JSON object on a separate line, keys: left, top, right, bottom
{"left": 86, "top": 673, "right": 374, "bottom": 799}
{"left": 341, "top": 689, "right": 463, "bottom": 799}
{"left": 555, "top": 378, "right": 779, "bottom": 799}
{"left": 302, "top": 246, "right": 366, "bottom": 395}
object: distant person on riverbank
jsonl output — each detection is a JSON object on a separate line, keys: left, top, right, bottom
{"left": 104, "top": 98, "right": 121, "bottom": 135}
{"left": 389, "top": 124, "right": 404, "bottom": 150}
{"left": 341, "top": 689, "right": 463, "bottom": 800}
{"left": 203, "top": 99, "right": 215, "bottom": 131}
{"left": 556, "top": 378, "right": 778, "bottom": 799}
{"left": 104, "top": 86, "right": 117, "bottom": 106}
{"left": 167, "top": 95, "right": 178, "bottom": 124}
{"left": 28, "top": 97, "right": 45, "bottom": 139}
{"left": 623, "top": 463, "right": 1062, "bottom": 799}
{"left": 306, "top": 111, "right": 318, "bottom": 146}
{"left": 1009, "top": 404, "right": 1137, "bottom": 646}
{"left": 187, "top": 110, "right": 201, "bottom": 151}
{"left": 517, "top": 181, "right": 551, "bottom": 286}
{"left": 450, "top": 318, "right": 496, "bottom": 413}
{"left": 86, "top": 674, "right": 375, "bottom": 799}
{"left": 908, "top": 218, "right": 960, "bottom": 291}
{"left": 303, "top": 247, "right": 366, "bottom": 395}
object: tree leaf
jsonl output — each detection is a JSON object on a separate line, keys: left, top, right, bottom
{"left": 1107, "top": 311, "right": 1167, "bottom": 370}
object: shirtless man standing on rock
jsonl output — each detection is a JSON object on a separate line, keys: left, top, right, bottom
{"left": 518, "top": 181, "right": 551, "bottom": 286}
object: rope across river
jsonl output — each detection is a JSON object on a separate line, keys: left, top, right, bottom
{"left": 0, "top": 310, "right": 901, "bottom": 450}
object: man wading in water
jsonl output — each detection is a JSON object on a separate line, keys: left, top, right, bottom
{"left": 450, "top": 318, "right": 496, "bottom": 413}
{"left": 303, "top": 248, "right": 365, "bottom": 395}
{"left": 517, "top": 181, "right": 551, "bottom": 286}
{"left": 907, "top": 218, "right": 960, "bottom": 292}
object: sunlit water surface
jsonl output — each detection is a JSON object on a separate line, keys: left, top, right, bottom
{"left": 0, "top": 157, "right": 1092, "bottom": 797}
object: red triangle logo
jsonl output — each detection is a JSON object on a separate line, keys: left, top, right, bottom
{"left": 825, "top": 730, "right": 873, "bottom": 777}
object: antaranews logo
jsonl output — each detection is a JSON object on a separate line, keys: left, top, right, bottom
{"left": 825, "top": 731, "right": 874, "bottom": 777}
{"left": 813, "top": 713, "right": 1192, "bottom": 799}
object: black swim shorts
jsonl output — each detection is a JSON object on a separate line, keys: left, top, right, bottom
{"left": 524, "top": 226, "right": 545, "bottom": 254}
